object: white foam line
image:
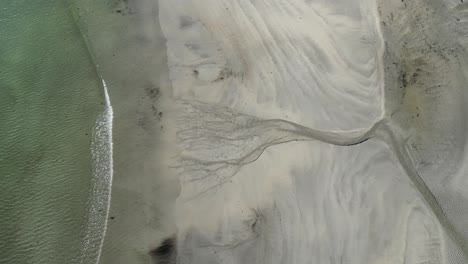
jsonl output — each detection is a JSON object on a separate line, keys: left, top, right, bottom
{"left": 94, "top": 78, "right": 114, "bottom": 264}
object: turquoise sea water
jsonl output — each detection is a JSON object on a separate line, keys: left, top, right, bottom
{"left": 0, "top": 1, "right": 109, "bottom": 263}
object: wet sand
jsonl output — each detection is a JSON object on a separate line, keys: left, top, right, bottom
{"left": 72, "top": 1, "right": 179, "bottom": 263}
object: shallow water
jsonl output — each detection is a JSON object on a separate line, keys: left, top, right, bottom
{"left": 0, "top": 1, "right": 105, "bottom": 263}
{"left": 3, "top": 0, "right": 468, "bottom": 263}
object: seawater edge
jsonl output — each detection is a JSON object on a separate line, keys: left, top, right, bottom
{"left": 79, "top": 79, "right": 114, "bottom": 264}
{"left": 63, "top": 2, "right": 115, "bottom": 263}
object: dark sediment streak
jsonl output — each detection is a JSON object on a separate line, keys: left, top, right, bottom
{"left": 150, "top": 236, "right": 177, "bottom": 264}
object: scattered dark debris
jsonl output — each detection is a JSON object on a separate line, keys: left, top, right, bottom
{"left": 251, "top": 215, "right": 259, "bottom": 230}
{"left": 399, "top": 70, "right": 408, "bottom": 88}
{"left": 114, "top": 6, "right": 131, "bottom": 15}
{"left": 420, "top": 160, "right": 433, "bottom": 167}
{"left": 418, "top": 39, "right": 458, "bottom": 63}
{"left": 137, "top": 115, "right": 150, "bottom": 130}
{"left": 214, "top": 68, "right": 233, "bottom": 82}
{"left": 409, "top": 72, "right": 419, "bottom": 85}
{"left": 180, "top": 15, "right": 195, "bottom": 29}
{"left": 145, "top": 86, "right": 161, "bottom": 99}
{"left": 113, "top": 0, "right": 132, "bottom": 15}
{"left": 185, "top": 43, "right": 201, "bottom": 53}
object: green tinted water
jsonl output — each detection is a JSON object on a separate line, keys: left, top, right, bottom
{"left": 0, "top": 1, "right": 104, "bottom": 263}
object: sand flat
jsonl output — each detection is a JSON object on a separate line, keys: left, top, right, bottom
{"left": 156, "top": 0, "right": 468, "bottom": 263}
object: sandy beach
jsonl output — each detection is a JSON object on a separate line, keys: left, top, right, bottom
{"left": 67, "top": 0, "right": 468, "bottom": 263}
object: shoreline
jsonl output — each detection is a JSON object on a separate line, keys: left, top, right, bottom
{"left": 72, "top": 1, "right": 180, "bottom": 263}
